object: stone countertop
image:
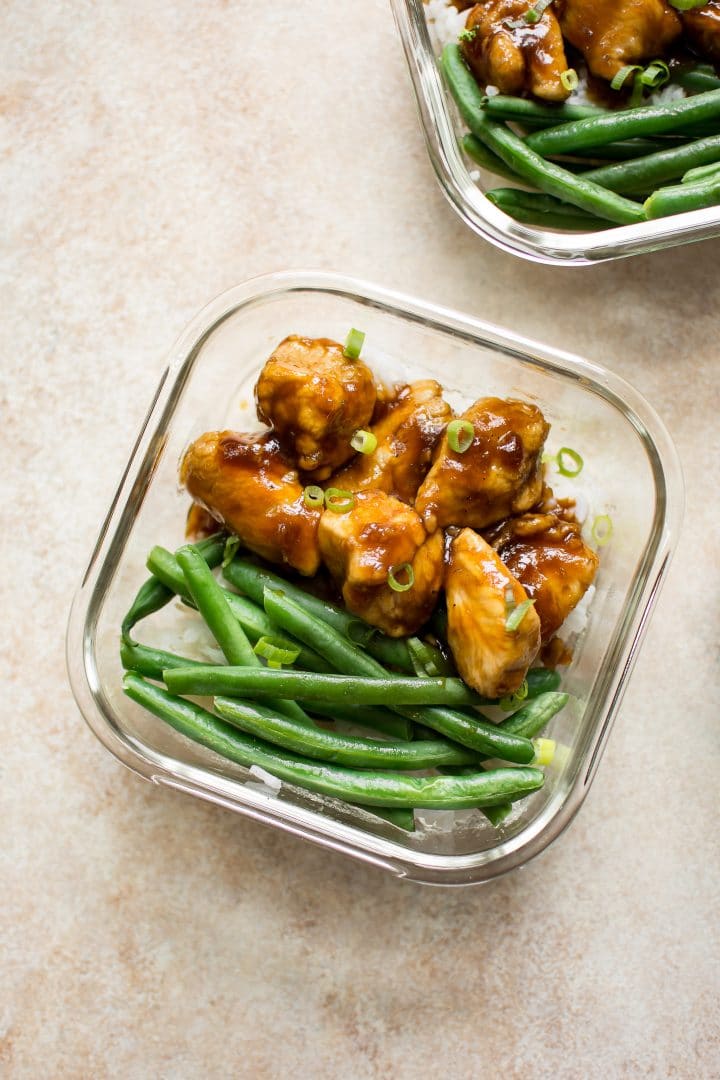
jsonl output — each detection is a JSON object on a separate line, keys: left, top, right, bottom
{"left": 3, "top": 2, "right": 719, "bottom": 1076}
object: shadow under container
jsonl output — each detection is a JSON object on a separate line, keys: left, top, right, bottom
{"left": 67, "top": 271, "right": 683, "bottom": 885}
{"left": 392, "top": 0, "right": 720, "bottom": 266}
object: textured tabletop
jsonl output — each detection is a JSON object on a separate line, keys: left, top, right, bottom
{"left": 3, "top": 2, "right": 719, "bottom": 1077}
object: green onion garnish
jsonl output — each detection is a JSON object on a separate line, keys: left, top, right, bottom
{"left": 350, "top": 429, "right": 377, "bottom": 455}
{"left": 611, "top": 64, "right": 642, "bottom": 91}
{"left": 388, "top": 563, "right": 414, "bottom": 593}
{"left": 343, "top": 328, "right": 365, "bottom": 360}
{"left": 556, "top": 446, "right": 584, "bottom": 477}
{"left": 458, "top": 27, "right": 477, "bottom": 43}
{"left": 407, "top": 636, "right": 441, "bottom": 677}
{"left": 505, "top": 598, "right": 535, "bottom": 633}
{"left": 640, "top": 60, "right": 670, "bottom": 89}
{"left": 532, "top": 737, "right": 556, "bottom": 767}
{"left": 447, "top": 418, "right": 474, "bottom": 454}
{"left": 221, "top": 535, "right": 241, "bottom": 569}
{"left": 324, "top": 487, "right": 356, "bottom": 514}
{"left": 253, "top": 636, "right": 301, "bottom": 669}
{"left": 591, "top": 513, "right": 613, "bottom": 547}
{"left": 499, "top": 678, "right": 529, "bottom": 711}
{"left": 560, "top": 68, "right": 579, "bottom": 92}
{"left": 525, "top": 0, "right": 553, "bottom": 24}
{"left": 669, "top": 0, "right": 709, "bottom": 9}
{"left": 303, "top": 485, "right": 325, "bottom": 509}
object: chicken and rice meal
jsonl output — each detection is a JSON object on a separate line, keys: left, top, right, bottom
{"left": 120, "top": 330, "right": 608, "bottom": 832}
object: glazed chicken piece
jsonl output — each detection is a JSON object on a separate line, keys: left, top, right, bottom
{"left": 185, "top": 501, "right": 220, "bottom": 541}
{"left": 461, "top": 0, "right": 571, "bottom": 102}
{"left": 255, "top": 335, "right": 377, "bottom": 481}
{"left": 445, "top": 528, "right": 541, "bottom": 698}
{"left": 484, "top": 506, "right": 599, "bottom": 643}
{"left": 180, "top": 431, "right": 321, "bottom": 576}
{"left": 415, "top": 397, "right": 549, "bottom": 533}
{"left": 681, "top": 1, "right": 720, "bottom": 62}
{"left": 556, "top": 0, "right": 682, "bottom": 82}
{"left": 332, "top": 380, "right": 453, "bottom": 504}
{"left": 318, "top": 490, "right": 444, "bottom": 636}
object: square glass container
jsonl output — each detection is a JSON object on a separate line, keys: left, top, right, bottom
{"left": 67, "top": 271, "right": 682, "bottom": 885}
{"left": 391, "top": 0, "right": 720, "bottom": 266}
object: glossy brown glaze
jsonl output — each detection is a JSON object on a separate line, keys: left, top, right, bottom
{"left": 681, "top": 1, "right": 720, "bottom": 62}
{"left": 185, "top": 502, "right": 220, "bottom": 541}
{"left": 344, "top": 531, "right": 445, "bottom": 638}
{"left": 556, "top": 0, "right": 682, "bottom": 81}
{"left": 445, "top": 528, "right": 541, "bottom": 698}
{"left": 333, "top": 380, "right": 453, "bottom": 504}
{"left": 462, "top": 0, "right": 571, "bottom": 102}
{"left": 255, "top": 335, "right": 377, "bottom": 481}
{"left": 180, "top": 430, "right": 321, "bottom": 575}
{"left": 415, "top": 396, "right": 549, "bottom": 533}
{"left": 484, "top": 505, "right": 599, "bottom": 643}
{"left": 318, "top": 489, "right": 444, "bottom": 636}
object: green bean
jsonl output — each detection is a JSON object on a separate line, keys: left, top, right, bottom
{"left": 481, "top": 94, "right": 604, "bottom": 125}
{"left": 262, "top": 587, "right": 536, "bottom": 764}
{"left": 682, "top": 160, "right": 720, "bottom": 184}
{"left": 121, "top": 533, "right": 225, "bottom": 643}
{"left": 672, "top": 70, "right": 720, "bottom": 94}
{"left": 482, "top": 802, "right": 513, "bottom": 827}
{"left": 307, "top": 700, "right": 413, "bottom": 741}
{"left": 369, "top": 807, "right": 415, "bottom": 831}
{"left": 123, "top": 674, "right": 544, "bottom": 809}
{"left": 582, "top": 134, "right": 720, "bottom": 194}
{"left": 525, "top": 667, "right": 562, "bottom": 698}
{"left": 486, "top": 187, "right": 608, "bottom": 230}
{"left": 165, "top": 666, "right": 488, "bottom": 708}
{"left": 499, "top": 692, "right": 569, "bottom": 739}
{"left": 441, "top": 44, "right": 645, "bottom": 225}
{"left": 147, "top": 545, "right": 331, "bottom": 673}
{"left": 223, "top": 556, "right": 419, "bottom": 672}
{"left": 176, "top": 546, "right": 256, "bottom": 666}
{"left": 526, "top": 88, "right": 720, "bottom": 156}
{"left": 644, "top": 173, "right": 720, "bottom": 218}
{"left": 213, "top": 696, "right": 482, "bottom": 770}
{"left": 120, "top": 640, "right": 213, "bottom": 680}
{"left": 462, "top": 134, "right": 526, "bottom": 181}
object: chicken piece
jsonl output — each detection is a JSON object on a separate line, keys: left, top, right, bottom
{"left": 332, "top": 380, "right": 453, "bottom": 504}
{"left": 461, "top": 0, "right": 572, "bottom": 102}
{"left": 681, "top": 1, "right": 720, "bottom": 62}
{"left": 415, "top": 397, "right": 549, "bottom": 533}
{"left": 180, "top": 430, "right": 321, "bottom": 576}
{"left": 318, "top": 490, "right": 444, "bottom": 636}
{"left": 185, "top": 502, "right": 220, "bottom": 541}
{"left": 556, "top": 0, "right": 681, "bottom": 82}
{"left": 484, "top": 507, "right": 599, "bottom": 642}
{"left": 255, "top": 335, "right": 377, "bottom": 481}
{"left": 445, "top": 528, "right": 541, "bottom": 698}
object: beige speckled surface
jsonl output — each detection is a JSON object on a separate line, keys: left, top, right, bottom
{"left": 3, "top": 1, "right": 720, "bottom": 1076}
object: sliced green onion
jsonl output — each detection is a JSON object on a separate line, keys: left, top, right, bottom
{"left": 611, "top": 65, "right": 642, "bottom": 91}
{"left": 343, "top": 328, "right": 365, "bottom": 360}
{"left": 222, "top": 535, "right": 241, "bottom": 569}
{"left": 324, "top": 488, "right": 355, "bottom": 514}
{"left": 591, "top": 513, "right": 613, "bottom": 547}
{"left": 407, "top": 636, "right": 441, "bottom": 677}
{"left": 350, "top": 429, "right": 377, "bottom": 455}
{"left": 560, "top": 68, "right": 579, "bottom": 92}
{"left": 640, "top": 60, "right": 670, "bottom": 90}
{"left": 525, "top": 0, "right": 553, "bottom": 24}
{"left": 458, "top": 27, "right": 477, "bottom": 43}
{"left": 253, "top": 636, "right": 301, "bottom": 669}
{"left": 532, "top": 738, "right": 556, "bottom": 767}
{"left": 556, "top": 446, "right": 584, "bottom": 477}
{"left": 504, "top": 586, "right": 515, "bottom": 608}
{"left": 669, "top": 0, "right": 710, "bottom": 9}
{"left": 499, "top": 678, "right": 529, "bottom": 712}
{"left": 447, "top": 418, "right": 474, "bottom": 454}
{"left": 303, "top": 484, "right": 325, "bottom": 509}
{"left": 505, "top": 598, "right": 535, "bottom": 633}
{"left": 388, "top": 563, "right": 414, "bottom": 593}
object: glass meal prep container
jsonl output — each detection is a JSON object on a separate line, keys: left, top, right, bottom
{"left": 391, "top": 0, "right": 720, "bottom": 266}
{"left": 66, "top": 271, "right": 682, "bottom": 886}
